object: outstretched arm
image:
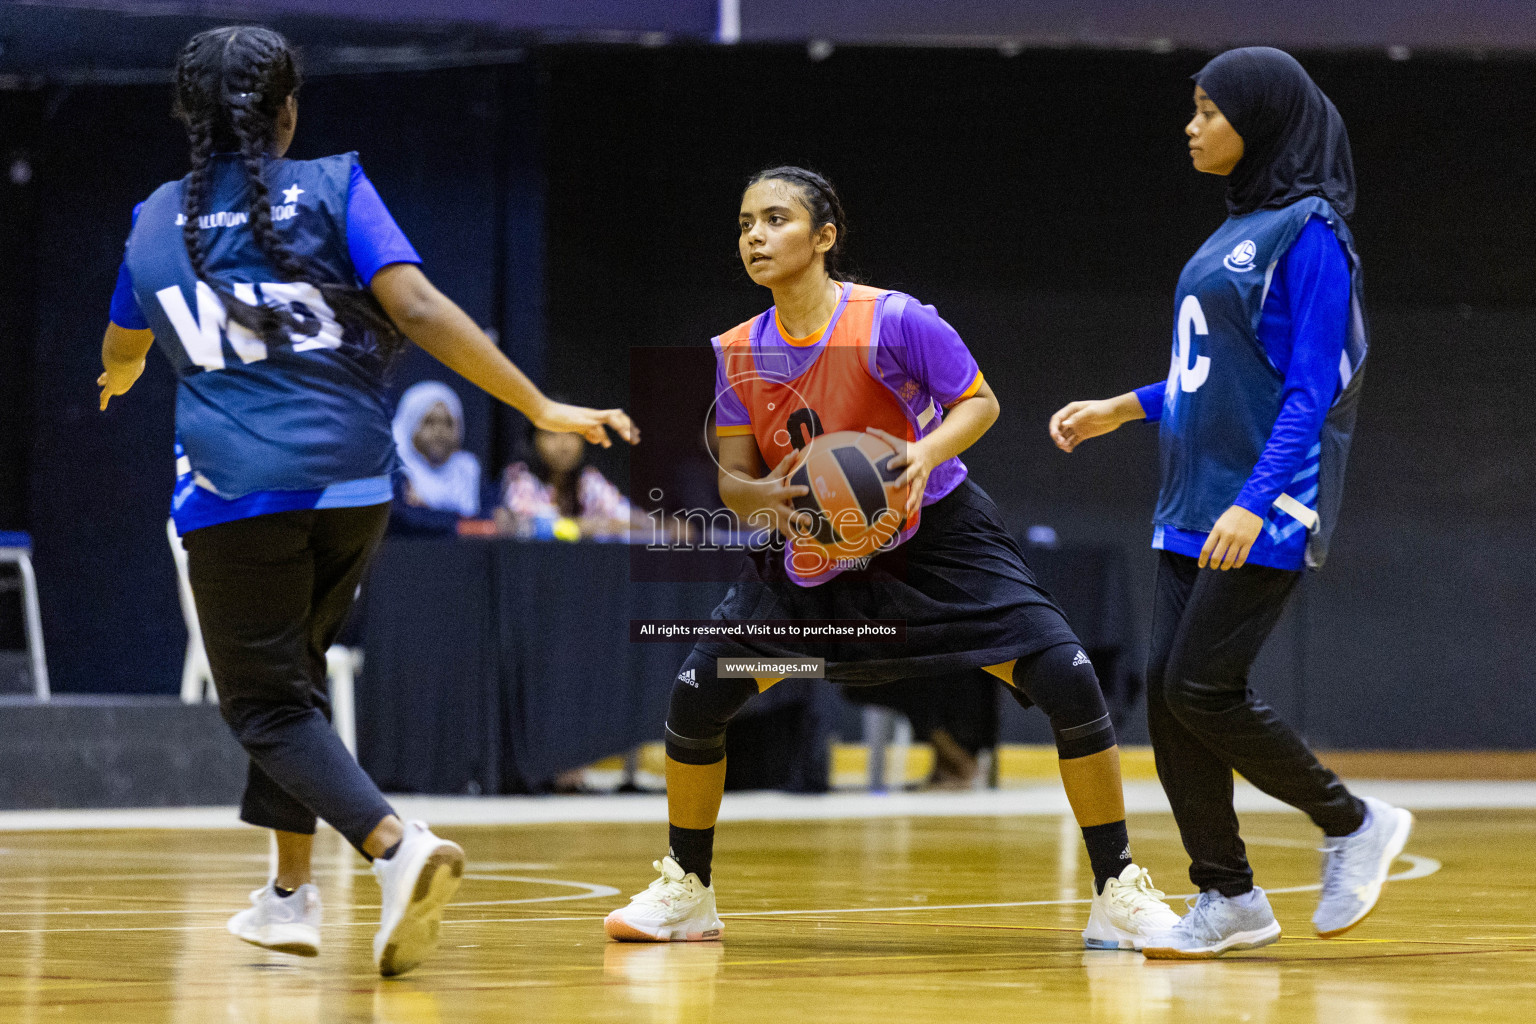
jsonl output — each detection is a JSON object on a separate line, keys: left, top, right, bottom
{"left": 98, "top": 323, "right": 155, "bottom": 410}
{"left": 1048, "top": 389, "right": 1153, "bottom": 452}
{"left": 371, "top": 262, "right": 637, "bottom": 448}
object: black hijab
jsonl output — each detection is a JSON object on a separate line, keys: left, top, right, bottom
{"left": 1194, "top": 47, "right": 1355, "bottom": 220}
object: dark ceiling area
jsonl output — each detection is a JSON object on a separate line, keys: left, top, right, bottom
{"left": 0, "top": 2, "right": 707, "bottom": 84}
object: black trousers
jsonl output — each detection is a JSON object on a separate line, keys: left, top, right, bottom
{"left": 1146, "top": 550, "right": 1365, "bottom": 896}
{"left": 183, "top": 504, "right": 396, "bottom": 852}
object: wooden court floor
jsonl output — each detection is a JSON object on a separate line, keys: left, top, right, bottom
{"left": 1, "top": 809, "right": 1532, "bottom": 1023}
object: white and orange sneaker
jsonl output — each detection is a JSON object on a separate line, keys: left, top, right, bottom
{"left": 1082, "top": 864, "right": 1182, "bottom": 950}
{"left": 604, "top": 857, "right": 724, "bottom": 942}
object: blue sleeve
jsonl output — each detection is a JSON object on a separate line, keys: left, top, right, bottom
{"left": 108, "top": 202, "right": 149, "bottom": 330}
{"left": 347, "top": 162, "right": 421, "bottom": 284}
{"left": 1134, "top": 382, "right": 1165, "bottom": 422}
{"left": 1234, "top": 216, "right": 1349, "bottom": 516}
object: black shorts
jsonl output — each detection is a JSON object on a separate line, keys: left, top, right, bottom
{"left": 695, "top": 479, "right": 1080, "bottom": 683}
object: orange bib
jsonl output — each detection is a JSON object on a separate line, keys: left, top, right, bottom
{"left": 716, "top": 284, "right": 922, "bottom": 539}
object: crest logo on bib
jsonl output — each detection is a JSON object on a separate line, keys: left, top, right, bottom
{"left": 1223, "top": 240, "right": 1257, "bottom": 272}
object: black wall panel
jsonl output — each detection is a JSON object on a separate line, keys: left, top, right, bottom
{"left": 4, "top": 45, "right": 1532, "bottom": 749}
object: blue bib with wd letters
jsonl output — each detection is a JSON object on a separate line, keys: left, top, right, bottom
{"left": 124, "top": 153, "right": 396, "bottom": 499}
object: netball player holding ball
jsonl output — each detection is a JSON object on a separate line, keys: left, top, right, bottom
{"left": 1050, "top": 48, "right": 1412, "bottom": 958}
{"left": 604, "top": 166, "right": 1180, "bottom": 949}
{"left": 98, "top": 26, "right": 634, "bottom": 976}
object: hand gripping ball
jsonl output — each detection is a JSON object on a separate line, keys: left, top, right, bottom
{"left": 785, "top": 430, "right": 912, "bottom": 576}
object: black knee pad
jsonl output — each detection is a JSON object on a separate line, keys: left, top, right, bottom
{"left": 664, "top": 649, "right": 758, "bottom": 765}
{"left": 1012, "top": 642, "right": 1116, "bottom": 760}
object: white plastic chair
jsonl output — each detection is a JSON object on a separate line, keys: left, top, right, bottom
{"left": 325, "top": 645, "right": 362, "bottom": 756}
{"left": 167, "top": 518, "right": 214, "bottom": 704}
{"left": 168, "top": 518, "right": 360, "bottom": 755}
{"left": 0, "top": 531, "right": 49, "bottom": 699}
{"left": 862, "top": 706, "right": 911, "bottom": 791}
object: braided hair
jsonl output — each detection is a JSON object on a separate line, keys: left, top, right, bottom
{"left": 744, "top": 166, "right": 854, "bottom": 281}
{"left": 172, "top": 26, "right": 408, "bottom": 362}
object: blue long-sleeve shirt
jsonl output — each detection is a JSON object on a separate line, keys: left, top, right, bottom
{"left": 1135, "top": 215, "right": 1349, "bottom": 570}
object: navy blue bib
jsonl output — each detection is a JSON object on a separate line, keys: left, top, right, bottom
{"left": 1155, "top": 197, "right": 1368, "bottom": 568}
{"left": 125, "top": 153, "right": 395, "bottom": 498}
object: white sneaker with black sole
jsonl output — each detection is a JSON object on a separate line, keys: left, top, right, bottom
{"left": 604, "top": 856, "right": 724, "bottom": 942}
{"left": 1082, "top": 864, "right": 1182, "bottom": 950}
{"left": 371, "top": 820, "right": 466, "bottom": 978}
{"left": 227, "top": 882, "right": 321, "bottom": 957}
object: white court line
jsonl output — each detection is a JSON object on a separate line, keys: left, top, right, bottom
{"left": 4, "top": 780, "right": 1536, "bottom": 831}
{"left": 0, "top": 876, "right": 617, "bottom": 917}
{"left": 0, "top": 871, "right": 284, "bottom": 885}
{"left": 722, "top": 854, "right": 1442, "bottom": 917}
{"left": 0, "top": 846, "right": 1441, "bottom": 934}
{"left": 0, "top": 917, "right": 594, "bottom": 936}
{"left": 0, "top": 875, "right": 617, "bottom": 934}
{"left": 382, "top": 877, "right": 620, "bottom": 910}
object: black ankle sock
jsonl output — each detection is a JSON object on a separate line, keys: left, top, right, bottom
{"left": 668, "top": 824, "right": 715, "bottom": 887}
{"left": 1322, "top": 796, "right": 1369, "bottom": 838}
{"left": 380, "top": 839, "right": 402, "bottom": 861}
{"left": 1081, "top": 820, "right": 1134, "bottom": 893}
{"left": 272, "top": 884, "right": 296, "bottom": 898}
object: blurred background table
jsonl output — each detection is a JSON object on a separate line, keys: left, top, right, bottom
{"left": 356, "top": 536, "right": 1136, "bottom": 794}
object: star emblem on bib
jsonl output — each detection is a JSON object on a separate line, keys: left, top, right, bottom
{"left": 281, "top": 184, "right": 304, "bottom": 204}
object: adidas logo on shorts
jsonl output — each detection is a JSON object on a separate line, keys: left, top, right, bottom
{"left": 677, "top": 668, "right": 697, "bottom": 687}
{"left": 1072, "top": 649, "right": 1091, "bottom": 668}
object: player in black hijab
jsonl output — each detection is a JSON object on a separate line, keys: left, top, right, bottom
{"left": 1050, "top": 46, "right": 1411, "bottom": 959}
{"left": 1193, "top": 46, "right": 1355, "bottom": 218}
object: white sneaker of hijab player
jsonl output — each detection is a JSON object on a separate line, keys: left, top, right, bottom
{"left": 604, "top": 856, "right": 724, "bottom": 942}
{"left": 1082, "top": 864, "right": 1182, "bottom": 950}
{"left": 227, "top": 882, "right": 322, "bottom": 957}
{"left": 1313, "top": 795, "right": 1414, "bottom": 938}
{"left": 371, "top": 820, "right": 466, "bottom": 977}
{"left": 1142, "top": 887, "right": 1283, "bottom": 960}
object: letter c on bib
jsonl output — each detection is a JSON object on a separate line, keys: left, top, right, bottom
{"left": 1174, "top": 294, "right": 1211, "bottom": 393}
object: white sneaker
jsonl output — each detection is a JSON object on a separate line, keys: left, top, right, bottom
{"left": 227, "top": 883, "right": 321, "bottom": 957}
{"left": 1142, "top": 888, "right": 1283, "bottom": 960}
{"left": 1082, "top": 864, "right": 1182, "bottom": 950}
{"left": 1313, "top": 796, "right": 1414, "bottom": 938}
{"left": 371, "top": 821, "right": 466, "bottom": 977}
{"left": 604, "top": 856, "right": 724, "bottom": 942}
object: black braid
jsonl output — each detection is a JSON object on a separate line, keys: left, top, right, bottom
{"left": 744, "top": 165, "right": 855, "bottom": 281}
{"left": 172, "top": 25, "right": 409, "bottom": 363}
{"left": 178, "top": 114, "right": 216, "bottom": 298}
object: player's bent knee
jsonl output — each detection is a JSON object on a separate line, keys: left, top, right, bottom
{"left": 664, "top": 650, "right": 756, "bottom": 765}
{"left": 1053, "top": 711, "right": 1116, "bottom": 760}
{"left": 1162, "top": 669, "right": 1244, "bottom": 723}
{"left": 1015, "top": 642, "right": 1118, "bottom": 760}
{"left": 664, "top": 723, "right": 726, "bottom": 766}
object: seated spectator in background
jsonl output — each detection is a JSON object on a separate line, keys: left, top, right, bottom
{"left": 389, "top": 381, "right": 493, "bottom": 535}
{"left": 845, "top": 673, "right": 999, "bottom": 790}
{"left": 499, "top": 419, "right": 637, "bottom": 540}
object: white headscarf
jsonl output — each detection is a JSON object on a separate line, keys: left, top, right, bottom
{"left": 391, "top": 381, "right": 483, "bottom": 517}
